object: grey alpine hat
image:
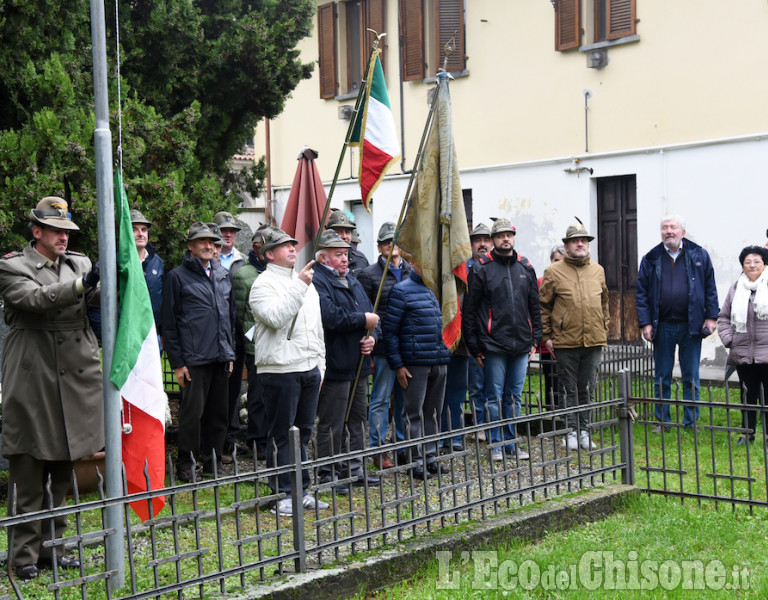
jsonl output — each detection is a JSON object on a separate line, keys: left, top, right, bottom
{"left": 491, "top": 218, "right": 516, "bottom": 236}
{"left": 186, "top": 221, "right": 222, "bottom": 242}
{"left": 317, "top": 229, "right": 350, "bottom": 249}
{"left": 261, "top": 228, "right": 299, "bottom": 253}
{"left": 327, "top": 210, "right": 356, "bottom": 230}
{"left": 377, "top": 221, "right": 396, "bottom": 243}
{"left": 130, "top": 209, "right": 152, "bottom": 227}
{"left": 470, "top": 222, "right": 491, "bottom": 238}
{"left": 29, "top": 197, "right": 80, "bottom": 231}
{"left": 206, "top": 223, "right": 224, "bottom": 246}
{"left": 562, "top": 222, "right": 594, "bottom": 242}
{"left": 213, "top": 210, "right": 242, "bottom": 231}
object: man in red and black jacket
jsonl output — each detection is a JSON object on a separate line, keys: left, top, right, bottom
{"left": 462, "top": 218, "right": 542, "bottom": 462}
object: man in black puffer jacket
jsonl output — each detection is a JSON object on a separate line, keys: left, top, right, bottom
{"left": 383, "top": 257, "right": 450, "bottom": 479}
{"left": 463, "top": 218, "right": 541, "bottom": 462}
{"left": 162, "top": 222, "right": 236, "bottom": 482}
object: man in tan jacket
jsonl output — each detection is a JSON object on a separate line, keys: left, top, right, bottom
{"left": 539, "top": 222, "right": 609, "bottom": 452}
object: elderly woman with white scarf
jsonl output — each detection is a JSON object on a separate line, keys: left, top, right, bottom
{"left": 717, "top": 245, "right": 768, "bottom": 444}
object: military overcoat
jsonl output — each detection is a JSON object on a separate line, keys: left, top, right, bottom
{"left": 0, "top": 243, "right": 104, "bottom": 461}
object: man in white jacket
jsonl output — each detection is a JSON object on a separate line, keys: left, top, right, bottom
{"left": 249, "top": 228, "right": 328, "bottom": 516}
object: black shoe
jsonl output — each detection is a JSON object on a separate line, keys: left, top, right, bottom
{"left": 427, "top": 462, "right": 449, "bottom": 475}
{"left": 318, "top": 477, "right": 350, "bottom": 495}
{"left": 351, "top": 474, "right": 380, "bottom": 487}
{"left": 396, "top": 451, "right": 410, "bottom": 465}
{"left": 15, "top": 564, "right": 39, "bottom": 580}
{"left": 176, "top": 468, "right": 197, "bottom": 483}
{"left": 38, "top": 555, "right": 80, "bottom": 570}
{"left": 411, "top": 466, "right": 433, "bottom": 480}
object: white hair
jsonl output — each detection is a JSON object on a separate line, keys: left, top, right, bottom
{"left": 661, "top": 214, "right": 686, "bottom": 230}
{"left": 550, "top": 244, "right": 565, "bottom": 260}
{"left": 315, "top": 249, "right": 329, "bottom": 262}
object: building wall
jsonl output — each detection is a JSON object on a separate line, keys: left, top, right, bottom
{"left": 255, "top": 0, "right": 768, "bottom": 364}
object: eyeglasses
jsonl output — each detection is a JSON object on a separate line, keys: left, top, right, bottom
{"left": 743, "top": 260, "right": 764, "bottom": 267}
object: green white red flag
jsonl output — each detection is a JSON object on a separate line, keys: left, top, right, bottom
{"left": 351, "top": 48, "right": 400, "bottom": 212}
{"left": 110, "top": 172, "right": 166, "bottom": 521}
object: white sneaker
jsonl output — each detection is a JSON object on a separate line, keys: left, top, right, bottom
{"left": 491, "top": 448, "right": 503, "bottom": 461}
{"left": 302, "top": 494, "right": 329, "bottom": 511}
{"left": 271, "top": 498, "right": 293, "bottom": 516}
{"left": 516, "top": 448, "right": 530, "bottom": 461}
{"left": 564, "top": 432, "right": 579, "bottom": 451}
{"left": 580, "top": 431, "right": 597, "bottom": 450}
{"left": 477, "top": 430, "right": 487, "bottom": 443}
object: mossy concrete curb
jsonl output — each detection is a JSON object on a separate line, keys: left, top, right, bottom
{"left": 231, "top": 484, "right": 639, "bottom": 600}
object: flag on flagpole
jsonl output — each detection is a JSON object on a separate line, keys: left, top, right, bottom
{"left": 110, "top": 172, "right": 166, "bottom": 521}
{"left": 395, "top": 73, "right": 472, "bottom": 350}
{"left": 351, "top": 48, "right": 400, "bottom": 212}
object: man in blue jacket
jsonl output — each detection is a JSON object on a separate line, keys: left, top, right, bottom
{"left": 162, "top": 222, "right": 236, "bottom": 482}
{"left": 636, "top": 215, "right": 719, "bottom": 431}
{"left": 384, "top": 256, "right": 451, "bottom": 479}
{"left": 130, "top": 210, "right": 164, "bottom": 340}
{"left": 313, "top": 230, "right": 380, "bottom": 492}
{"left": 358, "top": 222, "right": 413, "bottom": 468}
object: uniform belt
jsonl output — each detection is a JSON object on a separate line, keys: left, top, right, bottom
{"left": 12, "top": 318, "right": 88, "bottom": 331}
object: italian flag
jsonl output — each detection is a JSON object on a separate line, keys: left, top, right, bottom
{"left": 110, "top": 172, "right": 166, "bottom": 521}
{"left": 351, "top": 48, "right": 400, "bottom": 212}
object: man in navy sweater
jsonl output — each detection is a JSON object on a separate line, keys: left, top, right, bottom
{"left": 636, "top": 215, "right": 719, "bottom": 432}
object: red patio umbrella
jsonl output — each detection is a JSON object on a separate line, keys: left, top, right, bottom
{"left": 280, "top": 147, "right": 328, "bottom": 269}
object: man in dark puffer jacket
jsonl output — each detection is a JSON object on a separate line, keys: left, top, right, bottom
{"left": 383, "top": 258, "right": 451, "bottom": 479}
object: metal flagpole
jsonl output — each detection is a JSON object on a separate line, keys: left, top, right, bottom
{"left": 344, "top": 75, "right": 443, "bottom": 425}
{"left": 89, "top": 0, "right": 125, "bottom": 590}
{"left": 287, "top": 31, "right": 383, "bottom": 339}
{"left": 344, "top": 37, "right": 458, "bottom": 425}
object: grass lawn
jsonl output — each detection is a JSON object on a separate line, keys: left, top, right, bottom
{"left": 351, "top": 492, "right": 768, "bottom": 599}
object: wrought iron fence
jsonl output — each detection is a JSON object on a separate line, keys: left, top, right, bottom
{"left": 628, "top": 371, "right": 768, "bottom": 511}
{"left": 0, "top": 345, "right": 658, "bottom": 599}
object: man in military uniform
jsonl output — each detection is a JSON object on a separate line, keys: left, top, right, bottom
{"left": 326, "top": 210, "right": 369, "bottom": 276}
{"left": 0, "top": 197, "right": 102, "bottom": 579}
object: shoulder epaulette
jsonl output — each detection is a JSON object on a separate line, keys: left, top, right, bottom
{"left": 65, "top": 250, "right": 86, "bottom": 256}
{"left": 2, "top": 251, "right": 22, "bottom": 260}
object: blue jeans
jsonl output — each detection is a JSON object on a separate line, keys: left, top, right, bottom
{"left": 441, "top": 354, "right": 468, "bottom": 447}
{"left": 369, "top": 355, "right": 405, "bottom": 447}
{"left": 653, "top": 321, "right": 701, "bottom": 426}
{"left": 468, "top": 360, "right": 485, "bottom": 426}
{"left": 483, "top": 352, "right": 529, "bottom": 452}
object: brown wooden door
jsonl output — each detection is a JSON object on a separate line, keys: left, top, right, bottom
{"left": 597, "top": 175, "right": 639, "bottom": 342}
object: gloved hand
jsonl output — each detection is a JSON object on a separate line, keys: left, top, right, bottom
{"left": 83, "top": 261, "right": 100, "bottom": 289}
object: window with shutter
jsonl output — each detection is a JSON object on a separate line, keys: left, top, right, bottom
{"left": 318, "top": 3, "right": 338, "bottom": 99}
{"left": 606, "top": 0, "right": 634, "bottom": 40}
{"left": 595, "top": 0, "right": 635, "bottom": 42}
{"left": 555, "top": 0, "right": 581, "bottom": 51}
{"left": 400, "top": 0, "right": 425, "bottom": 81}
{"left": 365, "top": 0, "right": 386, "bottom": 71}
{"left": 435, "top": 0, "right": 465, "bottom": 72}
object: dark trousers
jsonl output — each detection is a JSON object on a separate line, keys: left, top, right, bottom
{"left": 737, "top": 363, "right": 768, "bottom": 437}
{"left": 316, "top": 378, "right": 368, "bottom": 480}
{"left": 261, "top": 368, "right": 321, "bottom": 494}
{"left": 7, "top": 455, "right": 72, "bottom": 567}
{"left": 177, "top": 362, "right": 230, "bottom": 472}
{"left": 541, "top": 352, "right": 560, "bottom": 412}
{"left": 225, "top": 345, "right": 246, "bottom": 446}
{"left": 556, "top": 347, "right": 602, "bottom": 432}
{"left": 244, "top": 353, "right": 267, "bottom": 456}
{"left": 400, "top": 364, "right": 447, "bottom": 467}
